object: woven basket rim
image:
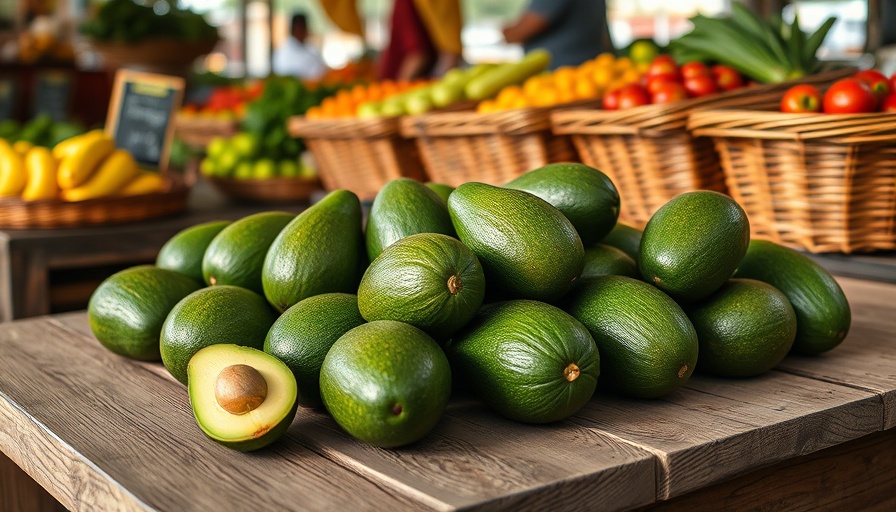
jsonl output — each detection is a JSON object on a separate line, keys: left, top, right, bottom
{"left": 689, "top": 109, "right": 896, "bottom": 141}
{"left": 288, "top": 115, "right": 402, "bottom": 138}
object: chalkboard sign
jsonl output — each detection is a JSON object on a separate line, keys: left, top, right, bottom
{"left": 0, "top": 78, "right": 15, "bottom": 121}
{"left": 106, "top": 70, "right": 184, "bottom": 171}
{"left": 32, "top": 71, "right": 72, "bottom": 122}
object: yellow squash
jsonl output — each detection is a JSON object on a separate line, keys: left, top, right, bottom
{"left": 61, "top": 149, "right": 139, "bottom": 202}
{"left": 0, "top": 141, "right": 27, "bottom": 197}
{"left": 12, "top": 140, "right": 34, "bottom": 156}
{"left": 22, "top": 147, "right": 59, "bottom": 201}
{"left": 52, "top": 129, "right": 106, "bottom": 160}
{"left": 119, "top": 171, "right": 165, "bottom": 196}
{"left": 57, "top": 134, "right": 115, "bottom": 189}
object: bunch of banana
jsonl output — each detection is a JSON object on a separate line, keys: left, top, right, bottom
{"left": 0, "top": 131, "right": 167, "bottom": 202}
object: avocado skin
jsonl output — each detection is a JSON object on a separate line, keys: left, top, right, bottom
{"left": 264, "top": 293, "right": 365, "bottom": 408}
{"left": 262, "top": 190, "right": 364, "bottom": 313}
{"left": 320, "top": 320, "right": 451, "bottom": 448}
{"left": 599, "top": 222, "right": 642, "bottom": 261}
{"left": 735, "top": 240, "right": 851, "bottom": 355}
{"left": 639, "top": 191, "right": 750, "bottom": 302}
{"left": 156, "top": 220, "right": 231, "bottom": 282}
{"left": 448, "top": 182, "right": 584, "bottom": 303}
{"left": 161, "top": 285, "right": 277, "bottom": 385}
{"left": 581, "top": 244, "right": 639, "bottom": 281}
{"left": 88, "top": 265, "right": 203, "bottom": 361}
{"left": 505, "top": 163, "right": 620, "bottom": 245}
{"left": 202, "top": 212, "right": 294, "bottom": 294}
{"left": 365, "top": 178, "right": 456, "bottom": 262}
{"left": 564, "top": 275, "right": 698, "bottom": 398}
{"left": 445, "top": 300, "right": 599, "bottom": 423}
{"left": 425, "top": 182, "right": 454, "bottom": 203}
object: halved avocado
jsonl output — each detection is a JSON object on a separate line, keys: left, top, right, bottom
{"left": 187, "top": 344, "right": 298, "bottom": 452}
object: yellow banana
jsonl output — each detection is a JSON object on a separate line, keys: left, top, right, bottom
{"left": 57, "top": 135, "right": 115, "bottom": 190}
{"left": 52, "top": 129, "right": 106, "bottom": 160}
{"left": 22, "top": 147, "right": 59, "bottom": 201}
{"left": 12, "top": 140, "right": 34, "bottom": 156}
{"left": 119, "top": 171, "right": 166, "bottom": 196}
{"left": 62, "top": 149, "right": 139, "bottom": 202}
{"left": 0, "top": 143, "right": 27, "bottom": 197}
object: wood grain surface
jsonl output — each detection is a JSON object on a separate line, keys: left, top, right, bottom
{"left": 1, "top": 275, "right": 895, "bottom": 511}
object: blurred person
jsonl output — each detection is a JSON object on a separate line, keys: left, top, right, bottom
{"left": 379, "top": 0, "right": 462, "bottom": 81}
{"left": 272, "top": 13, "right": 326, "bottom": 79}
{"left": 503, "top": 0, "right": 613, "bottom": 69}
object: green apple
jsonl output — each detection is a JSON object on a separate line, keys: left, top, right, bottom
{"left": 252, "top": 158, "right": 277, "bottom": 180}
{"left": 206, "top": 137, "right": 226, "bottom": 159}
{"left": 234, "top": 161, "right": 254, "bottom": 180}
{"left": 357, "top": 102, "right": 383, "bottom": 118}
{"left": 431, "top": 81, "right": 464, "bottom": 107}
{"left": 405, "top": 94, "right": 434, "bottom": 115}
{"left": 230, "top": 132, "right": 260, "bottom": 159}
{"left": 380, "top": 97, "right": 406, "bottom": 117}
{"left": 199, "top": 157, "right": 216, "bottom": 176}
{"left": 278, "top": 159, "right": 299, "bottom": 178}
{"left": 215, "top": 149, "right": 239, "bottom": 177}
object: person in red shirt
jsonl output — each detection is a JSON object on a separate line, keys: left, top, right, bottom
{"left": 379, "top": 0, "right": 439, "bottom": 80}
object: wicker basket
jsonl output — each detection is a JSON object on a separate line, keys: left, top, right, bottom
{"left": 400, "top": 102, "right": 597, "bottom": 187}
{"left": 206, "top": 175, "right": 321, "bottom": 204}
{"left": 90, "top": 38, "right": 218, "bottom": 76}
{"left": 288, "top": 116, "right": 425, "bottom": 201}
{"left": 0, "top": 175, "right": 189, "bottom": 229}
{"left": 551, "top": 68, "right": 855, "bottom": 227}
{"left": 174, "top": 115, "right": 239, "bottom": 150}
{"left": 688, "top": 109, "right": 896, "bottom": 253}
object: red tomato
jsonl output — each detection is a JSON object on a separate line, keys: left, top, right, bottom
{"left": 651, "top": 82, "right": 688, "bottom": 104}
{"left": 646, "top": 74, "right": 679, "bottom": 95}
{"left": 680, "top": 61, "right": 710, "bottom": 79}
{"left": 780, "top": 84, "right": 823, "bottom": 113}
{"left": 646, "top": 55, "right": 680, "bottom": 81}
{"left": 683, "top": 75, "right": 719, "bottom": 97}
{"left": 616, "top": 84, "right": 650, "bottom": 109}
{"left": 853, "top": 69, "right": 891, "bottom": 100}
{"left": 881, "top": 93, "right": 896, "bottom": 112}
{"left": 823, "top": 79, "right": 878, "bottom": 114}
{"left": 602, "top": 88, "right": 621, "bottom": 110}
{"left": 711, "top": 65, "right": 744, "bottom": 91}
{"left": 890, "top": 72, "right": 896, "bottom": 95}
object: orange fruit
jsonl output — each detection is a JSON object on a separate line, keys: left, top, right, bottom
{"left": 595, "top": 52, "right": 616, "bottom": 68}
{"left": 619, "top": 68, "right": 644, "bottom": 86}
{"left": 614, "top": 57, "right": 634, "bottom": 72}
{"left": 553, "top": 66, "right": 578, "bottom": 92}
{"left": 592, "top": 66, "right": 616, "bottom": 88}
{"left": 574, "top": 79, "right": 599, "bottom": 100}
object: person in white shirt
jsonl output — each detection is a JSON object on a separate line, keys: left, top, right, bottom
{"left": 272, "top": 13, "right": 326, "bottom": 79}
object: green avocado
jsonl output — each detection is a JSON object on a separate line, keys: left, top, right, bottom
{"left": 264, "top": 293, "right": 365, "bottom": 408}
{"left": 161, "top": 285, "right": 277, "bottom": 385}
{"left": 425, "top": 182, "right": 454, "bottom": 203}
{"left": 505, "top": 163, "right": 620, "bottom": 245}
{"left": 445, "top": 300, "right": 599, "bottom": 423}
{"left": 599, "top": 222, "right": 642, "bottom": 261}
{"left": 320, "top": 320, "right": 451, "bottom": 448}
{"left": 448, "top": 182, "right": 584, "bottom": 303}
{"left": 156, "top": 220, "right": 231, "bottom": 282}
{"left": 365, "top": 178, "right": 456, "bottom": 262}
{"left": 358, "top": 233, "right": 485, "bottom": 339}
{"left": 202, "top": 212, "right": 294, "bottom": 294}
{"left": 88, "top": 265, "right": 202, "bottom": 361}
{"left": 187, "top": 344, "right": 298, "bottom": 451}
{"left": 262, "top": 190, "right": 364, "bottom": 312}
{"left": 735, "top": 240, "right": 851, "bottom": 355}
{"left": 581, "top": 244, "right": 639, "bottom": 280}
{"left": 639, "top": 191, "right": 750, "bottom": 302}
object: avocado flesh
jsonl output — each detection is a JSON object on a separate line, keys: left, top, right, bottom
{"left": 188, "top": 344, "right": 297, "bottom": 450}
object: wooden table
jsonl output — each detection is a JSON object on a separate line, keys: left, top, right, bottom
{"left": 1, "top": 275, "right": 894, "bottom": 511}
{"left": 0, "top": 182, "right": 309, "bottom": 322}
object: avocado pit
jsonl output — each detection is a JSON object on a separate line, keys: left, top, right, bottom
{"left": 215, "top": 364, "right": 268, "bottom": 415}
{"left": 563, "top": 362, "right": 581, "bottom": 382}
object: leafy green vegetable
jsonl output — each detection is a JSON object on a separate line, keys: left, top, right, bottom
{"left": 80, "top": 0, "right": 218, "bottom": 43}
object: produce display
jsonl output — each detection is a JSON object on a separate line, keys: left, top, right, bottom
{"left": 86, "top": 162, "right": 852, "bottom": 453}
{"left": 780, "top": 68, "right": 896, "bottom": 113}
{"left": 179, "top": 81, "right": 265, "bottom": 119}
{"left": 80, "top": 0, "right": 218, "bottom": 44}
{"left": 0, "top": 115, "right": 85, "bottom": 149}
{"left": 304, "top": 80, "right": 432, "bottom": 119}
{"left": 1, "top": 130, "right": 166, "bottom": 201}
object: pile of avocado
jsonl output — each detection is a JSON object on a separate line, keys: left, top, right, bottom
{"left": 87, "top": 163, "right": 851, "bottom": 452}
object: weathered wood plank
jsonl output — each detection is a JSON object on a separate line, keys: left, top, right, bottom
{"left": 641, "top": 429, "right": 896, "bottom": 512}
{"left": 0, "top": 452, "right": 65, "bottom": 512}
{"left": 776, "top": 277, "right": 896, "bottom": 430}
{"left": 49, "top": 313, "right": 658, "bottom": 512}
{"left": 572, "top": 370, "right": 881, "bottom": 500}
{"left": 0, "top": 318, "right": 430, "bottom": 512}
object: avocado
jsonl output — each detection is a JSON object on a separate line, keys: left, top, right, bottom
{"left": 505, "top": 163, "right": 620, "bottom": 245}
{"left": 448, "top": 182, "right": 584, "bottom": 303}
{"left": 88, "top": 265, "right": 202, "bottom": 360}
{"left": 687, "top": 278, "right": 796, "bottom": 377}
{"left": 188, "top": 344, "right": 298, "bottom": 451}
{"left": 581, "top": 244, "right": 639, "bottom": 280}
{"left": 599, "top": 222, "right": 642, "bottom": 261}
{"left": 161, "top": 285, "right": 277, "bottom": 385}
{"left": 202, "top": 212, "right": 294, "bottom": 294}
{"left": 365, "top": 178, "right": 456, "bottom": 262}
{"left": 358, "top": 233, "right": 485, "bottom": 339}
{"left": 262, "top": 190, "right": 364, "bottom": 312}
{"left": 425, "top": 182, "right": 454, "bottom": 203}
{"left": 264, "top": 293, "right": 365, "bottom": 408}
{"left": 156, "top": 220, "right": 231, "bottom": 282}
{"left": 445, "top": 300, "right": 599, "bottom": 423}
{"left": 735, "top": 240, "right": 850, "bottom": 355}
{"left": 320, "top": 320, "right": 451, "bottom": 448}
{"left": 639, "top": 191, "right": 750, "bottom": 302}
{"left": 564, "top": 275, "right": 698, "bottom": 398}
